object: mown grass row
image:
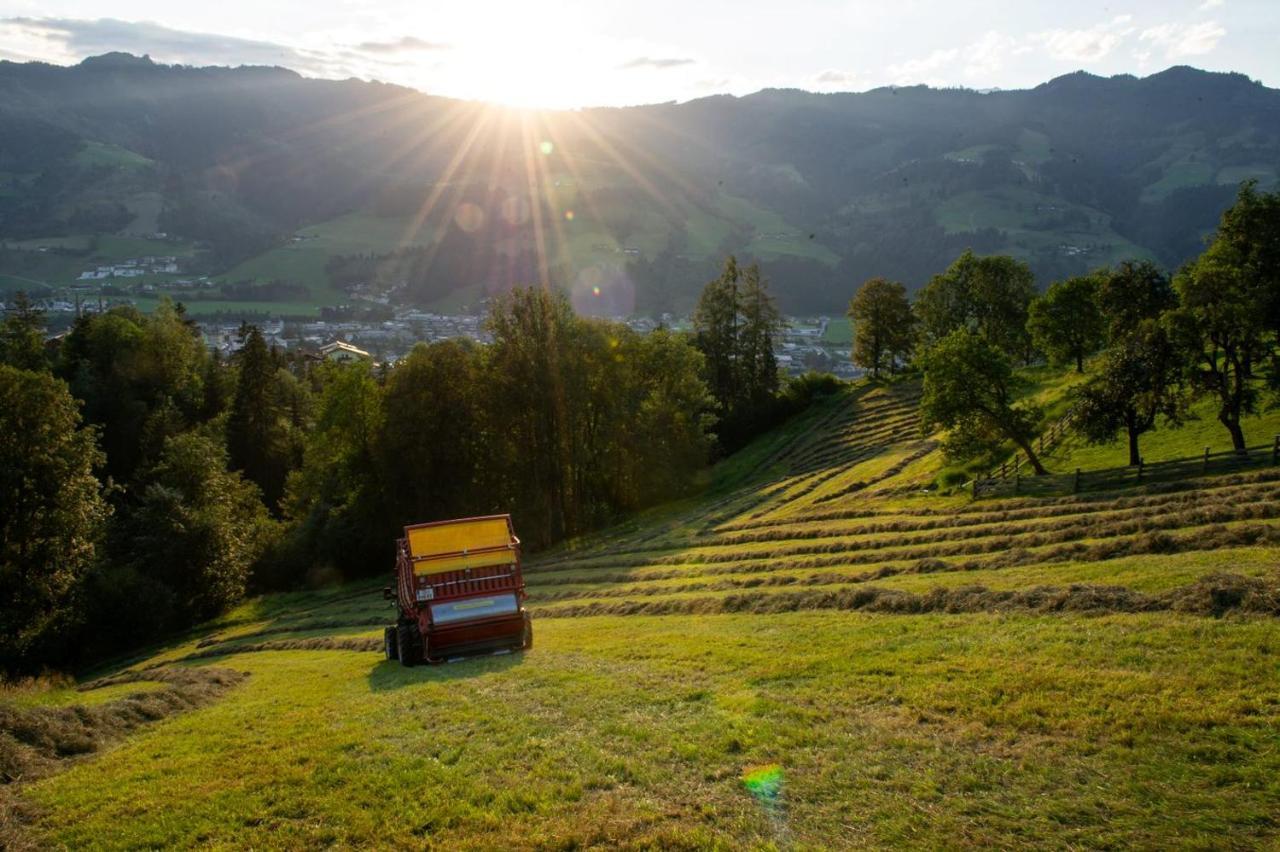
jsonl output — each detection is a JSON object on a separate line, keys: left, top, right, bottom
{"left": 533, "top": 571, "right": 1280, "bottom": 620}
{"left": 523, "top": 522, "right": 1280, "bottom": 608}
{"left": 528, "top": 491, "right": 1280, "bottom": 579}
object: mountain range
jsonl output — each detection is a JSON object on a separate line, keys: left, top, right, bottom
{"left": 1, "top": 53, "right": 1277, "bottom": 315}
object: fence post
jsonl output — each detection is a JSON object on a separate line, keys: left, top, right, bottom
{"left": 1203, "top": 446, "right": 1210, "bottom": 474}
{"left": 1038, "top": 434, "right": 1044, "bottom": 453}
{"left": 1273, "top": 435, "right": 1278, "bottom": 465}
{"left": 1073, "top": 467, "right": 1080, "bottom": 493}
{"left": 1137, "top": 460, "right": 1144, "bottom": 481}
{"left": 1014, "top": 473, "right": 1020, "bottom": 495}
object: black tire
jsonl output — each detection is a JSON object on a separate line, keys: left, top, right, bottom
{"left": 397, "top": 622, "right": 422, "bottom": 667}
{"left": 383, "top": 626, "right": 398, "bottom": 661}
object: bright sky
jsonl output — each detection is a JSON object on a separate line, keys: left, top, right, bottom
{"left": 0, "top": 0, "right": 1275, "bottom": 108}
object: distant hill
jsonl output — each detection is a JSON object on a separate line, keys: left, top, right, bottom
{"left": 1, "top": 55, "right": 1277, "bottom": 314}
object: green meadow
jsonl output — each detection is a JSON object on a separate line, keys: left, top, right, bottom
{"left": 5, "top": 378, "right": 1280, "bottom": 848}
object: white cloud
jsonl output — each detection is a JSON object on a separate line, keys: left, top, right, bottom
{"left": 1032, "top": 16, "right": 1135, "bottom": 63}
{"left": 963, "top": 31, "right": 1021, "bottom": 78}
{"left": 1140, "top": 20, "right": 1226, "bottom": 58}
{"left": 354, "top": 36, "right": 449, "bottom": 54}
{"left": 815, "top": 69, "right": 856, "bottom": 83}
{"left": 618, "top": 56, "right": 696, "bottom": 70}
{"left": 888, "top": 48, "right": 959, "bottom": 83}
{"left": 1199, "top": 0, "right": 1224, "bottom": 9}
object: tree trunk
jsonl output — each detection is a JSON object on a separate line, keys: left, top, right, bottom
{"left": 1222, "top": 414, "right": 1247, "bottom": 452}
{"left": 1076, "top": 352, "right": 1084, "bottom": 373}
{"left": 1127, "top": 427, "right": 1141, "bottom": 467}
{"left": 1013, "top": 437, "right": 1049, "bottom": 475}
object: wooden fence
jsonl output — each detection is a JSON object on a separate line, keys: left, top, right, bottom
{"left": 972, "top": 437, "right": 1280, "bottom": 499}
{"left": 983, "top": 410, "right": 1075, "bottom": 482}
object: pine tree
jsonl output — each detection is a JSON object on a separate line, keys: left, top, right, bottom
{"left": 693, "top": 255, "right": 742, "bottom": 412}
{"left": 0, "top": 291, "right": 48, "bottom": 372}
{"left": 739, "top": 262, "right": 782, "bottom": 407}
{"left": 227, "top": 325, "right": 288, "bottom": 510}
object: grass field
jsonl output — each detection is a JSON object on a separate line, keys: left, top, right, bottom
{"left": 1047, "top": 396, "right": 1280, "bottom": 472}
{"left": 4, "top": 379, "right": 1279, "bottom": 848}
{"left": 821, "top": 317, "right": 852, "bottom": 345}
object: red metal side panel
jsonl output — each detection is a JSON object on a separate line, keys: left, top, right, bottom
{"left": 414, "top": 562, "right": 521, "bottom": 603}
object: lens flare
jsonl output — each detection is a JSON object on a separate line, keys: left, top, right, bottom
{"left": 564, "top": 209, "right": 575, "bottom": 221}
{"left": 500, "top": 195, "right": 530, "bottom": 226}
{"left": 742, "top": 764, "right": 784, "bottom": 805}
{"left": 539, "top": 140, "right": 554, "bottom": 155}
{"left": 571, "top": 264, "right": 634, "bottom": 316}
{"left": 453, "top": 201, "right": 486, "bottom": 233}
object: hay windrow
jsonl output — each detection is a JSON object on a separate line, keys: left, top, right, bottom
{"left": 179, "top": 635, "right": 381, "bottom": 662}
{"left": 535, "top": 572, "right": 1280, "bottom": 620}
{"left": 0, "top": 667, "right": 248, "bottom": 786}
{"left": 195, "top": 615, "right": 387, "bottom": 649}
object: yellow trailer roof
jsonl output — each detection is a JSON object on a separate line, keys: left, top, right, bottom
{"left": 412, "top": 549, "right": 517, "bottom": 576}
{"left": 405, "top": 516, "right": 514, "bottom": 561}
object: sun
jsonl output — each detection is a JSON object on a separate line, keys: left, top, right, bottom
{"left": 400, "top": 8, "right": 628, "bottom": 110}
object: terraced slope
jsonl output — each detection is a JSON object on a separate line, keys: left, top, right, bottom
{"left": 6, "top": 380, "right": 1280, "bottom": 849}
{"left": 521, "top": 382, "right": 1280, "bottom": 620}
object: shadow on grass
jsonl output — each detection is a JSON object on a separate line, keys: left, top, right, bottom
{"left": 367, "top": 650, "right": 526, "bottom": 691}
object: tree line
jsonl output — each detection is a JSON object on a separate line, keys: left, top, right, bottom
{"left": 846, "top": 181, "right": 1280, "bottom": 476}
{"left": 1, "top": 259, "right": 807, "bottom": 675}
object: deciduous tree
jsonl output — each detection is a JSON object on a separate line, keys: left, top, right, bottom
{"left": 919, "top": 329, "right": 1048, "bottom": 475}
{"left": 847, "top": 277, "right": 914, "bottom": 379}
{"left": 1028, "top": 274, "right": 1105, "bottom": 372}
{"left": 914, "top": 249, "right": 1036, "bottom": 360}
{"left": 0, "top": 366, "right": 107, "bottom": 672}
{"left": 1096, "top": 260, "right": 1177, "bottom": 342}
{"left": 1167, "top": 251, "right": 1265, "bottom": 452}
{"left": 1073, "top": 321, "right": 1187, "bottom": 465}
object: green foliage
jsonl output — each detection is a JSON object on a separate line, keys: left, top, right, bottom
{"left": 1096, "top": 260, "right": 1177, "bottom": 343}
{"left": 692, "top": 256, "right": 784, "bottom": 450}
{"left": 281, "top": 363, "right": 388, "bottom": 582}
{"left": 1167, "top": 187, "right": 1274, "bottom": 451}
{"left": 59, "top": 300, "right": 213, "bottom": 483}
{"left": 1028, "top": 274, "right": 1105, "bottom": 372}
{"left": 919, "top": 329, "right": 1047, "bottom": 474}
{"left": 377, "top": 339, "right": 489, "bottom": 526}
{"left": 276, "top": 290, "right": 714, "bottom": 577}
{"left": 847, "top": 277, "right": 914, "bottom": 379}
{"left": 0, "top": 291, "right": 48, "bottom": 371}
{"left": 226, "top": 326, "right": 305, "bottom": 511}
{"left": 95, "top": 434, "right": 274, "bottom": 647}
{"left": 1072, "top": 321, "right": 1188, "bottom": 465}
{"left": 914, "top": 250, "right": 1036, "bottom": 360}
{"left": 1207, "top": 181, "right": 1280, "bottom": 339}
{"left": 0, "top": 366, "right": 108, "bottom": 673}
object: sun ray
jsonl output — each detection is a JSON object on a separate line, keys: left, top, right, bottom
{"left": 519, "top": 113, "right": 554, "bottom": 288}
{"left": 562, "top": 111, "right": 686, "bottom": 220}
{"left": 399, "top": 104, "right": 493, "bottom": 248}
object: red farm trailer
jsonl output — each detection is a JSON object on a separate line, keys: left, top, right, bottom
{"left": 383, "top": 514, "right": 531, "bottom": 665}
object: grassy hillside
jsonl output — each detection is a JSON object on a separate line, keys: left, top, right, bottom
{"left": 4, "top": 381, "right": 1280, "bottom": 847}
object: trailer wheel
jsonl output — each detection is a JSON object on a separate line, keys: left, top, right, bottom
{"left": 522, "top": 613, "right": 533, "bottom": 650}
{"left": 383, "top": 626, "right": 398, "bottom": 661}
{"left": 397, "top": 622, "right": 422, "bottom": 667}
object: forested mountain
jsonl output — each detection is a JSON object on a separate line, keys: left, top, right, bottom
{"left": 2, "top": 53, "right": 1277, "bottom": 313}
